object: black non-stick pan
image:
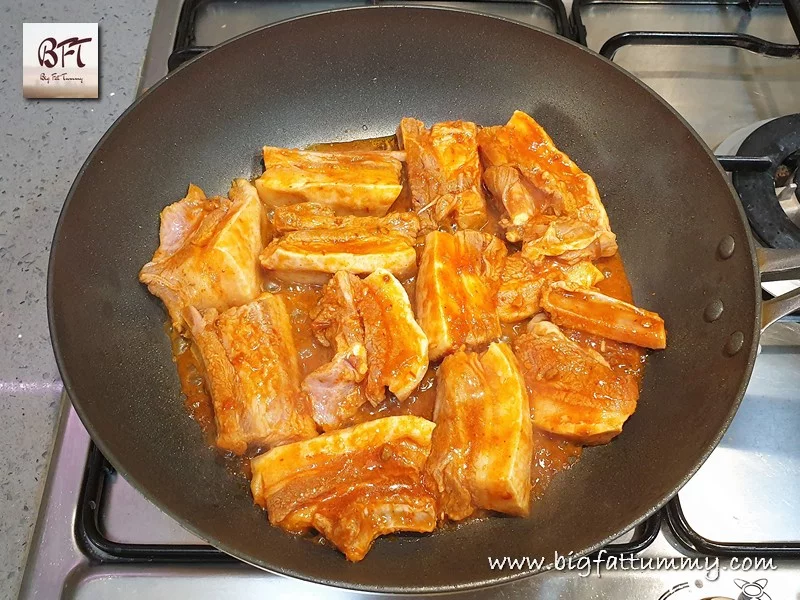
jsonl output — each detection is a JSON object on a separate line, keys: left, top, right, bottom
{"left": 47, "top": 6, "right": 800, "bottom": 593}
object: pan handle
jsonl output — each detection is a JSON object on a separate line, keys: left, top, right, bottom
{"left": 757, "top": 248, "right": 800, "bottom": 332}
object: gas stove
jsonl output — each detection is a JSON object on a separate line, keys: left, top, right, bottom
{"left": 20, "top": 1, "right": 800, "bottom": 598}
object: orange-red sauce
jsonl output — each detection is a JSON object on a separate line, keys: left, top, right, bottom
{"left": 568, "top": 253, "right": 647, "bottom": 380}
{"left": 167, "top": 135, "right": 648, "bottom": 512}
{"left": 168, "top": 324, "right": 215, "bottom": 441}
{"left": 530, "top": 429, "right": 583, "bottom": 500}
{"left": 307, "top": 134, "right": 398, "bottom": 152}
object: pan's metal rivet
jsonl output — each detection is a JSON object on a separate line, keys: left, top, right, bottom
{"left": 724, "top": 331, "right": 745, "bottom": 356}
{"left": 718, "top": 235, "right": 735, "bottom": 259}
{"left": 704, "top": 300, "right": 724, "bottom": 322}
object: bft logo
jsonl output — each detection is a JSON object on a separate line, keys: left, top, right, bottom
{"left": 23, "top": 23, "right": 99, "bottom": 99}
{"left": 37, "top": 36, "right": 93, "bottom": 69}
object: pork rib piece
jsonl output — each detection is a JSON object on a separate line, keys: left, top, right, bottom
{"left": 187, "top": 293, "right": 317, "bottom": 455}
{"left": 514, "top": 321, "right": 639, "bottom": 445}
{"left": 272, "top": 202, "right": 420, "bottom": 240}
{"left": 415, "top": 230, "right": 507, "bottom": 361}
{"left": 520, "top": 216, "right": 618, "bottom": 265}
{"left": 541, "top": 282, "right": 667, "bottom": 349}
{"left": 478, "top": 110, "right": 617, "bottom": 261}
{"left": 302, "top": 271, "right": 368, "bottom": 431}
{"left": 398, "top": 118, "right": 488, "bottom": 231}
{"left": 497, "top": 254, "right": 604, "bottom": 323}
{"left": 358, "top": 269, "right": 429, "bottom": 405}
{"left": 250, "top": 415, "right": 437, "bottom": 562}
{"left": 260, "top": 228, "right": 417, "bottom": 284}
{"left": 255, "top": 147, "right": 403, "bottom": 216}
{"left": 424, "top": 342, "right": 532, "bottom": 521}
{"left": 139, "top": 180, "right": 268, "bottom": 331}
{"left": 303, "top": 269, "right": 429, "bottom": 429}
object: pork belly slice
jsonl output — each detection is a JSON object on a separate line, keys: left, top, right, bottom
{"left": 415, "top": 230, "right": 507, "bottom": 361}
{"left": 303, "top": 271, "right": 368, "bottom": 431}
{"left": 139, "top": 179, "right": 268, "bottom": 331}
{"left": 303, "top": 270, "right": 429, "bottom": 429}
{"left": 187, "top": 293, "right": 317, "bottom": 455}
{"left": 424, "top": 342, "right": 532, "bottom": 521}
{"left": 497, "top": 255, "right": 604, "bottom": 323}
{"left": 272, "top": 202, "right": 420, "bottom": 240}
{"left": 398, "top": 118, "right": 488, "bottom": 231}
{"left": 255, "top": 147, "right": 403, "bottom": 216}
{"left": 478, "top": 111, "right": 617, "bottom": 259}
{"left": 514, "top": 321, "right": 639, "bottom": 445}
{"left": 260, "top": 228, "right": 417, "bottom": 284}
{"left": 250, "top": 415, "right": 437, "bottom": 562}
{"left": 541, "top": 282, "right": 666, "bottom": 349}
{"left": 358, "top": 269, "right": 429, "bottom": 405}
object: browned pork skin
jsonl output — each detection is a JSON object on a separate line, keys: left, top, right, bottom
{"left": 255, "top": 147, "right": 403, "bottom": 216}
{"left": 415, "top": 230, "right": 507, "bottom": 361}
{"left": 187, "top": 293, "right": 317, "bottom": 455}
{"left": 250, "top": 416, "right": 437, "bottom": 562}
{"left": 260, "top": 228, "right": 417, "bottom": 284}
{"left": 424, "top": 342, "right": 532, "bottom": 521}
{"left": 272, "top": 202, "right": 420, "bottom": 240}
{"left": 541, "top": 282, "right": 667, "bottom": 350}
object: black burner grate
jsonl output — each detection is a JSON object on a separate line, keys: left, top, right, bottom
{"left": 666, "top": 496, "right": 800, "bottom": 558}
{"left": 571, "top": 0, "right": 800, "bottom": 211}
{"left": 733, "top": 114, "right": 800, "bottom": 248}
{"left": 167, "top": 0, "right": 571, "bottom": 71}
{"left": 77, "top": 442, "right": 663, "bottom": 563}
{"left": 76, "top": 0, "right": 800, "bottom": 567}
{"left": 571, "top": 0, "right": 800, "bottom": 58}
{"left": 76, "top": 444, "right": 235, "bottom": 563}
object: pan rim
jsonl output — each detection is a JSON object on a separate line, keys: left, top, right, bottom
{"left": 47, "top": 4, "right": 761, "bottom": 593}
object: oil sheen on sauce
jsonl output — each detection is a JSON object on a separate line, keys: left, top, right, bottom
{"left": 168, "top": 134, "right": 647, "bottom": 510}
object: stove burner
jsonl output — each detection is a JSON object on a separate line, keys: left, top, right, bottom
{"left": 733, "top": 114, "right": 800, "bottom": 248}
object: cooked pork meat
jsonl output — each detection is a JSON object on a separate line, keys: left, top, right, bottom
{"left": 139, "top": 180, "right": 268, "bottom": 331}
{"left": 514, "top": 321, "right": 638, "bottom": 445}
{"left": 478, "top": 111, "right": 617, "bottom": 260}
{"left": 482, "top": 164, "right": 537, "bottom": 232}
{"left": 187, "top": 293, "right": 317, "bottom": 455}
{"left": 541, "top": 282, "right": 667, "bottom": 349}
{"left": 255, "top": 147, "right": 403, "bottom": 216}
{"left": 272, "top": 202, "right": 420, "bottom": 240}
{"left": 311, "top": 271, "right": 366, "bottom": 351}
{"left": 260, "top": 228, "right": 417, "bottom": 284}
{"left": 303, "top": 272, "right": 368, "bottom": 431}
{"left": 398, "top": 118, "right": 488, "bottom": 231}
{"left": 424, "top": 342, "right": 532, "bottom": 520}
{"left": 250, "top": 415, "right": 437, "bottom": 562}
{"left": 416, "top": 230, "right": 507, "bottom": 361}
{"left": 497, "top": 255, "right": 604, "bottom": 323}
{"left": 303, "top": 269, "right": 429, "bottom": 428}
{"left": 301, "top": 358, "right": 366, "bottom": 433}
{"left": 519, "top": 217, "right": 618, "bottom": 264}
{"left": 144, "top": 112, "right": 668, "bottom": 562}
{"left": 357, "top": 269, "right": 429, "bottom": 405}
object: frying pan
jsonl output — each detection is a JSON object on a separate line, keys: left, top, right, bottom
{"left": 47, "top": 6, "right": 800, "bottom": 593}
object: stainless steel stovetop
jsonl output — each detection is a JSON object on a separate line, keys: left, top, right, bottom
{"left": 20, "top": 1, "right": 800, "bottom": 598}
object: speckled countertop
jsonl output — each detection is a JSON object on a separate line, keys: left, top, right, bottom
{"left": 0, "top": 2, "right": 157, "bottom": 597}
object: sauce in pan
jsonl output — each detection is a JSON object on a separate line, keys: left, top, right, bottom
{"left": 568, "top": 253, "right": 647, "bottom": 380}
{"left": 169, "top": 135, "right": 647, "bottom": 510}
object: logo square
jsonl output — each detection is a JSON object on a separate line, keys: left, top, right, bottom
{"left": 23, "top": 23, "right": 99, "bottom": 99}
